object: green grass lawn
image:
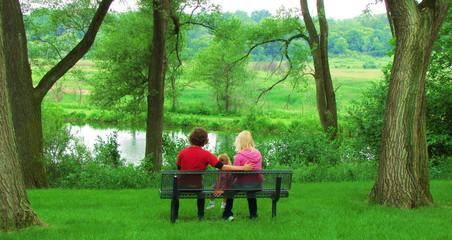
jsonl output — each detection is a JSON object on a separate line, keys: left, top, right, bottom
{"left": 2, "top": 181, "right": 450, "bottom": 239}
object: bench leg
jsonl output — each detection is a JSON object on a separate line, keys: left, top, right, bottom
{"left": 272, "top": 175, "right": 282, "bottom": 218}
{"left": 171, "top": 199, "right": 178, "bottom": 223}
{"left": 272, "top": 199, "right": 277, "bottom": 218}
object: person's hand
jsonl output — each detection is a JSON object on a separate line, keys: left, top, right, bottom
{"left": 213, "top": 190, "right": 224, "bottom": 197}
{"left": 243, "top": 160, "right": 255, "bottom": 171}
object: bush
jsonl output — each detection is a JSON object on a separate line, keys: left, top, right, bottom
{"left": 291, "top": 161, "right": 377, "bottom": 183}
{"left": 93, "top": 131, "right": 125, "bottom": 168}
{"left": 430, "top": 156, "right": 452, "bottom": 180}
{"left": 161, "top": 133, "right": 189, "bottom": 170}
{"left": 43, "top": 120, "right": 154, "bottom": 189}
{"left": 77, "top": 163, "right": 154, "bottom": 189}
{"left": 260, "top": 122, "right": 341, "bottom": 168}
{"left": 363, "top": 61, "right": 377, "bottom": 69}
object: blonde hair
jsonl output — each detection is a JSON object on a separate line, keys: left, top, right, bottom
{"left": 218, "top": 153, "right": 231, "bottom": 165}
{"left": 234, "top": 130, "right": 255, "bottom": 152}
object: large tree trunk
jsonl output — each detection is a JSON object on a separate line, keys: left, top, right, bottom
{"left": 146, "top": 0, "right": 171, "bottom": 172}
{"left": 0, "top": 1, "right": 44, "bottom": 231}
{"left": 2, "top": 0, "right": 48, "bottom": 188}
{"left": 369, "top": 0, "right": 450, "bottom": 208}
{"left": 5, "top": 0, "right": 113, "bottom": 188}
{"left": 300, "top": 0, "right": 338, "bottom": 138}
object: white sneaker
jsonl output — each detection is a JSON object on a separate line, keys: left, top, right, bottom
{"left": 206, "top": 204, "right": 215, "bottom": 210}
{"left": 221, "top": 203, "right": 226, "bottom": 209}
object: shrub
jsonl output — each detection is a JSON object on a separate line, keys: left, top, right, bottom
{"left": 363, "top": 61, "right": 377, "bottom": 69}
{"left": 43, "top": 119, "right": 154, "bottom": 188}
{"left": 93, "top": 131, "right": 125, "bottom": 168}
{"left": 430, "top": 156, "right": 452, "bottom": 180}
{"left": 260, "top": 122, "right": 341, "bottom": 168}
{"left": 291, "top": 161, "right": 377, "bottom": 183}
{"left": 161, "top": 133, "right": 189, "bottom": 170}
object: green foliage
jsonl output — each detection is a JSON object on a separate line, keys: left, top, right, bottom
{"left": 187, "top": 15, "right": 252, "bottom": 113}
{"left": 90, "top": 11, "right": 151, "bottom": 110}
{"left": 25, "top": 1, "right": 101, "bottom": 60}
{"left": 161, "top": 133, "right": 189, "bottom": 170}
{"left": 291, "top": 161, "right": 377, "bottom": 182}
{"left": 77, "top": 163, "right": 154, "bottom": 189}
{"left": 430, "top": 156, "right": 452, "bottom": 180}
{"left": 237, "top": 107, "right": 283, "bottom": 133}
{"left": 425, "top": 10, "right": 452, "bottom": 158}
{"left": 42, "top": 119, "right": 153, "bottom": 189}
{"left": 363, "top": 61, "right": 377, "bottom": 69}
{"left": 347, "top": 14, "right": 451, "bottom": 161}
{"left": 42, "top": 102, "right": 90, "bottom": 187}
{"left": 93, "top": 132, "right": 125, "bottom": 168}
{"left": 260, "top": 121, "right": 341, "bottom": 168}
{"left": 345, "top": 64, "right": 389, "bottom": 161}
{"left": 329, "top": 14, "right": 392, "bottom": 57}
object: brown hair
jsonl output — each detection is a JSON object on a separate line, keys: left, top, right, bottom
{"left": 189, "top": 127, "right": 208, "bottom": 147}
{"left": 218, "top": 153, "right": 231, "bottom": 165}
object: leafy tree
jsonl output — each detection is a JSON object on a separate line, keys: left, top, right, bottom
{"left": 328, "top": 13, "right": 392, "bottom": 56}
{"left": 189, "top": 16, "right": 250, "bottom": 112}
{"left": 4, "top": 0, "right": 113, "bottom": 188}
{"left": 90, "top": 11, "right": 152, "bottom": 114}
{"left": 425, "top": 8, "right": 452, "bottom": 158}
{"left": 250, "top": 9, "right": 271, "bottom": 23}
{"left": 348, "top": 8, "right": 451, "bottom": 163}
{"left": 331, "top": 36, "right": 348, "bottom": 54}
{"left": 369, "top": 0, "right": 450, "bottom": 208}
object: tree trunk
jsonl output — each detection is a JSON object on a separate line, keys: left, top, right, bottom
{"left": 146, "top": 0, "right": 171, "bottom": 172}
{"left": 0, "top": 1, "right": 44, "bottom": 231}
{"left": 1, "top": 0, "right": 48, "bottom": 188}
{"left": 369, "top": 0, "right": 450, "bottom": 208}
{"left": 300, "top": 0, "right": 338, "bottom": 138}
{"left": 4, "top": 0, "right": 113, "bottom": 188}
{"left": 170, "top": 69, "right": 177, "bottom": 111}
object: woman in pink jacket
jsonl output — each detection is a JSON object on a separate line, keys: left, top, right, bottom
{"left": 221, "top": 130, "right": 263, "bottom": 221}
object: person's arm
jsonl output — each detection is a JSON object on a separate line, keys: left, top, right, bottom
{"left": 220, "top": 161, "right": 254, "bottom": 171}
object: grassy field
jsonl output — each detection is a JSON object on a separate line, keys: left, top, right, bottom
{"left": 39, "top": 56, "right": 391, "bottom": 126}
{"left": 2, "top": 181, "right": 450, "bottom": 239}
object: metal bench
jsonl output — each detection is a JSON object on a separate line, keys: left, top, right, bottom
{"left": 160, "top": 170, "right": 292, "bottom": 222}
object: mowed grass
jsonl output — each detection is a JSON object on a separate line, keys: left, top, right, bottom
{"left": 2, "top": 181, "right": 450, "bottom": 239}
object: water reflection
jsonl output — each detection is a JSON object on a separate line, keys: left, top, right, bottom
{"left": 69, "top": 124, "right": 223, "bottom": 165}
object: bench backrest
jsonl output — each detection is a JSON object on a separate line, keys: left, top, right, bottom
{"left": 160, "top": 170, "right": 292, "bottom": 192}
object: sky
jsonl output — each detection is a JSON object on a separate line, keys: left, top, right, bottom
{"left": 209, "top": 0, "right": 386, "bottom": 19}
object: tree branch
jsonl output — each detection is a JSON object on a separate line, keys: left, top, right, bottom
{"left": 34, "top": 0, "right": 113, "bottom": 102}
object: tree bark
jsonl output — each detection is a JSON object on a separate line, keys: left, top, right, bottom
{"left": 0, "top": 1, "right": 44, "bottom": 231}
{"left": 369, "top": 0, "right": 450, "bottom": 208}
{"left": 5, "top": 0, "right": 113, "bottom": 188}
{"left": 146, "top": 0, "right": 171, "bottom": 172}
{"left": 299, "top": 0, "right": 338, "bottom": 138}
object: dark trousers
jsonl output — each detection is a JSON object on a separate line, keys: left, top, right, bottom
{"left": 222, "top": 194, "right": 258, "bottom": 219}
{"left": 174, "top": 198, "right": 205, "bottom": 219}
